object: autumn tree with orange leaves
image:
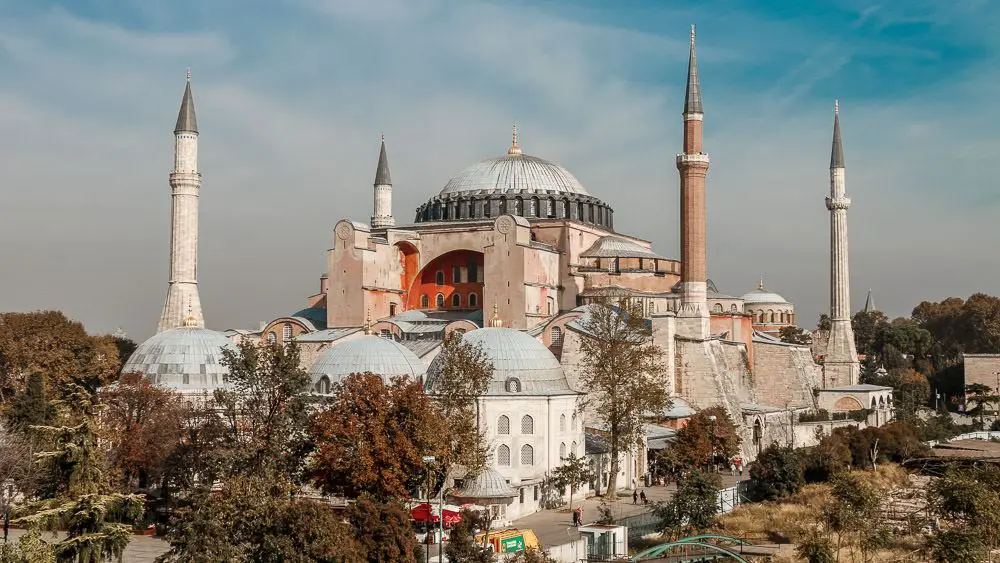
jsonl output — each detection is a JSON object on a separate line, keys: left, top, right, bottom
{"left": 309, "top": 372, "right": 450, "bottom": 499}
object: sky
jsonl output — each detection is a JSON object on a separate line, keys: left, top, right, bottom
{"left": 0, "top": 0, "right": 998, "bottom": 341}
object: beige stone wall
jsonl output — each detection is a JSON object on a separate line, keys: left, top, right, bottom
{"left": 751, "top": 340, "right": 821, "bottom": 408}
{"left": 963, "top": 354, "right": 1000, "bottom": 391}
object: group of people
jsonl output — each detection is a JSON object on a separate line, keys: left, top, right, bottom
{"left": 729, "top": 456, "right": 744, "bottom": 476}
{"left": 570, "top": 506, "right": 584, "bottom": 527}
{"left": 631, "top": 489, "right": 648, "bottom": 505}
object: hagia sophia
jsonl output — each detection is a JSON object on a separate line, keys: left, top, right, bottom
{"left": 122, "top": 27, "right": 893, "bottom": 523}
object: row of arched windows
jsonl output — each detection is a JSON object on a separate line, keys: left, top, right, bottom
{"left": 496, "top": 444, "right": 533, "bottom": 466}
{"left": 417, "top": 195, "right": 613, "bottom": 229}
{"left": 497, "top": 414, "right": 534, "bottom": 435}
{"left": 749, "top": 310, "right": 795, "bottom": 324}
{"left": 420, "top": 293, "right": 478, "bottom": 309}
{"left": 556, "top": 412, "right": 578, "bottom": 432}
{"left": 558, "top": 441, "right": 579, "bottom": 459}
{"left": 711, "top": 303, "right": 740, "bottom": 313}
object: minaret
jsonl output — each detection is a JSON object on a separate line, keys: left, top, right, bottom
{"left": 676, "top": 25, "right": 711, "bottom": 339}
{"left": 370, "top": 134, "right": 395, "bottom": 228}
{"left": 864, "top": 289, "right": 875, "bottom": 313}
{"left": 823, "top": 100, "right": 860, "bottom": 386}
{"left": 157, "top": 70, "right": 205, "bottom": 332}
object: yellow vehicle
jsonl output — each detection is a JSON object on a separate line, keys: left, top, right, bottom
{"left": 474, "top": 528, "right": 540, "bottom": 554}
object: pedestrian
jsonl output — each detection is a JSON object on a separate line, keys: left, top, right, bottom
{"left": 632, "top": 490, "right": 638, "bottom": 505}
{"left": 576, "top": 506, "right": 583, "bottom": 526}
{"left": 572, "top": 508, "right": 579, "bottom": 527}
{"left": 730, "top": 461, "right": 736, "bottom": 476}
{"left": 640, "top": 490, "right": 648, "bottom": 505}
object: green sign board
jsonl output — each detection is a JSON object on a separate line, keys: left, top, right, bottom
{"left": 500, "top": 535, "right": 525, "bottom": 553}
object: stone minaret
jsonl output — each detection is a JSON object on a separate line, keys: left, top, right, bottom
{"left": 370, "top": 135, "right": 395, "bottom": 229}
{"left": 676, "top": 25, "right": 711, "bottom": 339}
{"left": 823, "top": 101, "right": 859, "bottom": 386}
{"left": 157, "top": 70, "right": 204, "bottom": 332}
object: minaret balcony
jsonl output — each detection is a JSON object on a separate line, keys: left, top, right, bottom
{"left": 825, "top": 196, "right": 851, "bottom": 210}
{"left": 675, "top": 153, "right": 710, "bottom": 165}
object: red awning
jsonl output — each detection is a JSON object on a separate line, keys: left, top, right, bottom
{"left": 411, "top": 503, "right": 462, "bottom": 526}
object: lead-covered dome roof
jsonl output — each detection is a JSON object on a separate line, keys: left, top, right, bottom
{"left": 122, "top": 327, "right": 235, "bottom": 394}
{"left": 741, "top": 279, "right": 791, "bottom": 305}
{"left": 425, "top": 327, "right": 575, "bottom": 396}
{"left": 439, "top": 153, "right": 588, "bottom": 197}
{"left": 309, "top": 334, "right": 426, "bottom": 385}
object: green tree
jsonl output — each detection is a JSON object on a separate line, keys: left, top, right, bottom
{"left": 963, "top": 383, "right": 998, "bottom": 426}
{"left": 926, "top": 526, "right": 987, "bottom": 563}
{"left": 871, "top": 367, "right": 931, "bottom": 421}
{"left": 214, "top": 340, "right": 313, "bottom": 480}
{"left": 346, "top": 497, "right": 420, "bottom": 563}
{"left": 0, "top": 529, "right": 56, "bottom": 562}
{"left": 577, "top": 298, "right": 669, "bottom": 498}
{"left": 926, "top": 466, "right": 1000, "bottom": 552}
{"left": 444, "top": 509, "right": 495, "bottom": 563}
{"left": 15, "top": 383, "right": 144, "bottom": 563}
{"left": 549, "top": 453, "right": 593, "bottom": 511}
{"left": 803, "top": 432, "right": 851, "bottom": 483}
{"left": 823, "top": 473, "right": 889, "bottom": 563}
{"left": 748, "top": 444, "right": 803, "bottom": 501}
{"left": 851, "top": 310, "right": 889, "bottom": 359}
{"left": 5, "top": 372, "right": 56, "bottom": 430}
{"left": 655, "top": 469, "right": 720, "bottom": 538}
{"left": 818, "top": 314, "right": 832, "bottom": 332}
{"left": 672, "top": 406, "right": 740, "bottom": 469}
{"left": 795, "top": 528, "right": 835, "bottom": 563}
{"left": 779, "top": 325, "right": 812, "bottom": 345}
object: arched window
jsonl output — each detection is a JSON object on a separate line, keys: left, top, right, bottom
{"left": 421, "top": 295, "right": 429, "bottom": 308}
{"left": 731, "top": 304, "right": 737, "bottom": 312}
{"left": 266, "top": 331, "right": 277, "bottom": 344}
{"left": 498, "top": 415, "right": 510, "bottom": 435}
{"left": 515, "top": 198, "right": 523, "bottom": 215}
{"left": 571, "top": 441, "right": 577, "bottom": 457}
{"left": 282, "top": 323, "right": 293, "bottom": 340}
{"left": 452, "top": 293, "right": 461, "bottom": 307}
{"left": 498, "top": 445, "right": 511, "bottom": 466}
{"left": 551, "top": 326, "right": 564, "bottom": 346}
{"left": 767, "top": 310, "right": 775, "bottom": 323}
{"left": 757, "top": 311, "right": 764, "bottom": 323}
{"left": 436, "top": 293, "right": 445, "bottom": 308}
{"left": 505, "top": 378, "right": 521, "bottom": 393}
{"left": 571, "top": 412, "right": 578, "bottom": 430}
{"left": 559, "top": 413, "right": 566, "bottom": 432}
{"left": 435, "top": 271, "right": 444, "bottom": 285}
{"left": 484, "top": 199, "right": 492, "bottom": 218}
{"left": 547, "top": 297, "right": 556, "bottom": 316}
{"left": 315, "top": 376, "right": 331, "bottom": 395}
{"left": 712, "top": 303, "right": 723, "bottom": 313}
{"left": 469, "top": 293, "right": 478, "bottom": 307}
{"left": 520, "top": 444, "right": 534, "bottom": 466}
{"left": 521, "top": 415, "right": 534, "bottom": 434}
{"left": 871, "top": 397, "right": 877, "bottom": 408}
{"left": 559, "top": 442, "right": 566, "bottom": 459}
{"left": 531, "top": 196, "right": 540, "bottom": 217}
{"left": 379, "top": 329, "right": 392, "bottom": 339}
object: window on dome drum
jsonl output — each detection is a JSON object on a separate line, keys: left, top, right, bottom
{"left": 505, "top": 378, "right": 521, "bottom": 393}
{"left": 315, "top": 376, "right": 331, "bottom": 394}
{"left": 421, "top": 295, "right": 430, "bottom": 308}
{"left": 436, "top": 293, "right": 445, "bottom": 308}
{"left": 767, "top": 310, "right": 775, "bottom": 323}
{"left": 559, "top": 413, "right": 566, "bottom": 432}
{"left": 435, "top": 271, "right": 444, "bottom": 285}
{"left": 498, "top": 445, "right": 511, "bottom": 466}
{"left": 469, "top": 293, "right": 478, "bottom": 307}
{"left": 551, "top": 326, "right": 564, "bottom": 347}
{"left": 713, "top": 304, "right": 723, "bottom": 313}
{"left": 452, "top": 293, "right": 461, "bottom": 307}
{"left": 521, "top": 415, "right": 534, "bottom": 434}
{"left": 559, "top": 442, "right": 566, "bottom": 459}
{"left": 731, "top": 304, "right": 737, "bottom": 312}
{"left": 520, "top": 444, "right": 534, "bottom": 466}
{"left": 380, "top": 329, "right": 392, "bottom": 339}
{"left": 498, "top": 415, "right": 510, "bottom": 435}
{"left": 515, "top": 198, "right": 523, "bottom": 215}
{"left": 452, "top": 266, "right": 462, "bottom": 283}
{"left": 389, "top": 303, "right": 397, "bottom": 316}
{"left": 267, "top": 332, "right": 276, "bottom": 344}
{"left": 283, "top": 323, "right": 293, "bottom": 340}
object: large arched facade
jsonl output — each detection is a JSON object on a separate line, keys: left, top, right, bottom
{"left": 405, "top": 249, "right": 485, "bottom": 311}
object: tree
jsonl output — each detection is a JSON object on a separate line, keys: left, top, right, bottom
{"left": 549, "top": 453, "right": 593, "bottom": 511}
{"left": 214, "top": 340, "right": 313, "bottom": 480}
{"left": 818, "top": 314, "right": 832, "bottom": 332}
{"left": 963, "top": 383, "right": 997, "bottom": 426}
{"left": 0, "top": 427, "right": 37, "bottom": 511}
{"left": 444, "top": 509, "right": 495, "bottom": 563}
{"left": 870, "top": 367, "right": 930, "bottom": 421}
{"left": 15, "top": 383, "right": 144, "bottom": 562}
{"left": 823, "top": 473, "right": 889, "bottom": 563}
{"left": 346, "top": 496, "right": 420, "bottom": 563}
{"left": 309, "top": 372, "right": 450, "bottom": 500}
{"left": 508, "top": 549, "right": 557, "bottom": 563}
{"left": 0, "top": 529, "right": 56, "bottom": 562}
{"left": 5, "top": 371, "right": 56, "bottom": 430}
{"left": 672, "top": 406, "right": 740, "bottom": 469}
{"left": 926, "top": 466, "right": 1000, "bottom": 552}
{"left": 851, "top": 309, "right": 889, "bottom": 359}
{"left": 100, "top": 372, "right": 186, "bottom": 489}
{"left": 803, "top": 432, "right": 851, "bottom": 483}
{"left": 577, "top": 298, "right": 669, "bottom": 497}
{"left": 655, "top": 469, "right": 720, "bottom": 539}
{"left": 778, "top": 325, "right": 812, "bottom": 345}
{"left": 795, "top": 528, "right": 835, "bottom": 563}
{"left": 748, "top": 444, "right": 803, "bottom": 501}
{"left": 926, "top": 526, "right": 987, "bottom": 563}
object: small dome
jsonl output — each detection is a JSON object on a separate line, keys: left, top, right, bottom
{"left": 741, "top": 278, "right": 790, "bottom": 305}
{"left": 122, "top": 327, "right": 235, "bottom": 394}
{"left": 426, "top": 327, "right": 573, "bottom": 396}
{"left": 309, "top": 335, "right": 426, "bottom": 388}
{"left": 439, "top": 153, "right": 589, "bottom": 197}
{"left": 451, "top": 467, "right": 517, "bottom": 499}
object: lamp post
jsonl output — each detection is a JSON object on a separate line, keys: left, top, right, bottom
{"left": 422, "top": 456, "right": 436, "bottom": 563}
{"left": 707, "top": 415, "right": 717, "bottom": 472}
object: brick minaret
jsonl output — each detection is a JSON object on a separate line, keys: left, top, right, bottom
{"left": 370, "top": 134, "right": 395, "bottom": 229}
{"left": 823, "top": 101, "right": 859, "bottom": 386}
{"left": 158, "top": 70, "right": 204, "bottom": 332}
{"left": 676, "top": 25, "right": 711, "bottom": 339}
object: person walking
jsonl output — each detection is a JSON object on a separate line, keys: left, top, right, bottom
{"left": 572, "top": 508, "right": 579, "bottom": 527}
{"left": 640, "top": 490, "right": 648, "bottom": 505}
{"left": 576, "top": 506, "right": 583, "bottom": 526}
{"left": 632, "top": 490, "right": 638, "bottom": 505}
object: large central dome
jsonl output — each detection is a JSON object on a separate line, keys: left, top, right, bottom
{"left": 439, "top": 153, "right": 589, "bottom": 197}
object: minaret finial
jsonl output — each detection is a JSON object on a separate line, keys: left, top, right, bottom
{"left": 758, "top": 276, "right": 764, "bottom": 291}
{"left": 186, "top": 67, "right": 191, "bottom": 81}
{"left": 364, "top": 308, "right": 373, "bottom": 335}
{"left": 690, "top": 24, "right": 696, "bottom": 45}
{"left": 183, "top": 297, "right": 198, "bottom": 328}
{"left": 508, "top": 123, "right": 522, "bottom": 155}
{"left": 683, "top": 25, "right": 703, "bottom": 115}
{"left": 489, "top": 302, "right": 503, "bottom": 328}
{"left": 834, "top": 99, "right": 839, "bottom": 115}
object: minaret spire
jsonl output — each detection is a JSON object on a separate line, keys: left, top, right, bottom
{"left": 371, "top": 134, "right": 395, "bottom": 229}
{"left": 675, "top": 24, "right": 711, "bottom": 339}
{"left": 823, "top": 100, "right": 859, "bottom": 386}
{"left": 158, "top": 70, "right": 205, "bottom": 332}
{"left": 508, "top": 122, "right": 522, "bottom": 155}
{"left": 864, "top": 289, "right": 875, "bottom": 312}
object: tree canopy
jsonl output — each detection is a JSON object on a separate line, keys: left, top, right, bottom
{"left": 672, "top": 406, "right": 741, "bottom": 469}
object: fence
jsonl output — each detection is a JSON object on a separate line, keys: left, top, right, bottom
{"left": 617, "top": 481, "right": 750, "bottom": 542}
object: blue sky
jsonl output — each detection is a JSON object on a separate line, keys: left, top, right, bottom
{"left": 0, "top": 0, "right": 998, "bottom": 339}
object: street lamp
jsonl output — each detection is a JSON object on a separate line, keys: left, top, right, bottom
{"left": 422, "top": 456, "right": 436, "bottom": 563}
{"left": 708, "top": 415, "right": 717, "bottom": 472}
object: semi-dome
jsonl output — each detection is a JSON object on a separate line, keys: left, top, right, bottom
{"left": 741, "top": 278, "right": 790, "bottom": 305}
{"left": 426, "top": 326, "right": 574, "bottom": 396}
{"left": 439, "top": 153, "right": 588, "bottom": 197}
{"left": 309, "top": 334, "right": 426, "bottom": 391}
{"left": 122, "top": 327, "right": 235, "bottom": 394}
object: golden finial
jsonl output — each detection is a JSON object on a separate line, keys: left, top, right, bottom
{"left": 489, "top": 303, "right": 503, "bottom": 328}
{"left": 183, "top": 298, "right": 198, "bottom": 327}
{"left": 364, "top": 308, "right": 373, "bottom": 335}
{"left": 690, "top": 24, "right": 696, "bottom": 45}
{"left": 758, "top": 276, "right": 764, "bottom": 291}
{"left": 834, "top": 99, "right": 839, "bottom": 115}
{"left": 186, "top": 67, "right": 191, "bottom": 82}
{"left": 507, "top": 123, "right": 522, "bottom": 155}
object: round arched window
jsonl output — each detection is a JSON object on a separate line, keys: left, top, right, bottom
{"left": 505, "top": 378, "right": 521, "bottom": 393}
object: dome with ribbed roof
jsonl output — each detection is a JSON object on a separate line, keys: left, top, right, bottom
{"left": 439, "top": 153, "right": 588, "bottom": 197}
{"left": 309, "top": 335, "right": 426, "bottom": 392}
{"left": 425, "top": 327, "right": 575, "bottom": 396}
{"left": 122, "top": 327, "right": 235, "bottom": 394}
{"left": 451, "top": 467, "right": 517, "bottom": 499}
{"left": 741, "top": 278, "right": 790, "bottom": 305}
